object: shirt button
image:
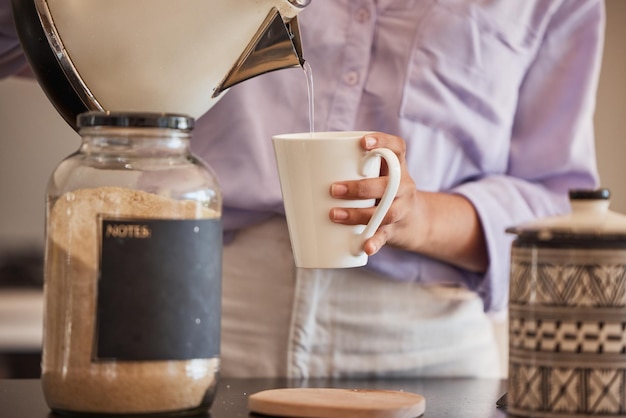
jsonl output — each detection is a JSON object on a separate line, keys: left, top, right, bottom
{"left": 343, "top": 71, "right": 360, "bottom": 86}
{"left": 356, "top": 8, "right": 371, "bottom": 23}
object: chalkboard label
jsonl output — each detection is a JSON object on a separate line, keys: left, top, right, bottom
{"left": 95, "top": 218, "right": 222, "bottom": 361}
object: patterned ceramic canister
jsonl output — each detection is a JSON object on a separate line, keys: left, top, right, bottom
{"left": 507, "top": 189, "right": 626, "bottom": 418}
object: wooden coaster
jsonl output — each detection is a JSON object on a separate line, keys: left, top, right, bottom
{"left": 248, "top": 387, "right": 425, "bottom": 418}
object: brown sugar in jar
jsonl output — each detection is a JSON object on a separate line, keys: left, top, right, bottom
{"left": 42, "top": 113, "right": 223, "bottom": 415}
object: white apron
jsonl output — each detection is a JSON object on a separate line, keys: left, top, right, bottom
{"left": 220, "top": 216, "right": 500, "bottom": 378}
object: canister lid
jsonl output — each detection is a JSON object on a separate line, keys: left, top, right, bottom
{"left": 77, "top": 111, "right": 194, "bottom": 131}
{"left": 506, "top": 189, "right": 626, "bottom": 244}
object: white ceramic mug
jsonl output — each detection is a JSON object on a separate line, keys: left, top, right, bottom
{"left": 272, "top": 131, "right": 401, "bottom": 268}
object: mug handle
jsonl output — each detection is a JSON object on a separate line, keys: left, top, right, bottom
{"left": 351, "top": 148, "right": 401, "bottom": 256}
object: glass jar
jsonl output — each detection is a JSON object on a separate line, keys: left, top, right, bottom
{"left": 42, "top": 112, "right": 222, "bottom": 416}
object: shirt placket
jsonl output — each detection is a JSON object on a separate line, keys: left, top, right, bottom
{"left": 325, "top": 0, "right": 376, "bottom": 131}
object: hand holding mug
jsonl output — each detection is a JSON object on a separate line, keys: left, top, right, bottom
{"left": 273, "top": 131, "right": 401, "bottom": 268}
{"left": 329, "top": 132, "right": 413, "bottom": 257}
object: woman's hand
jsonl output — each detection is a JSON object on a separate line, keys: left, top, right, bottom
{"left": 328, "top": 132, "right": 488, "bottom": 273}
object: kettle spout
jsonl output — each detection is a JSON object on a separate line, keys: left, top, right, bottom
{"left": 213, "top": 8, "right": 305, "bottom": 98}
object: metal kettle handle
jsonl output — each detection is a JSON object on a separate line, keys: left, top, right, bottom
{"left": 288, "top": 0, "right": 311, "bottom": 7}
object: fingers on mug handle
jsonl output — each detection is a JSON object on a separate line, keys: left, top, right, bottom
{"left": 351, "top": 148, "right": 401, "bottom": 256}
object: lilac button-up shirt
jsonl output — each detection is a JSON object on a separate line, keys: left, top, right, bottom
{"left": 0, "top": 0, "right": 605, "bottom": 312}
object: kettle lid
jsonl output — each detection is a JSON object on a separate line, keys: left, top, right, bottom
{"left": 506, "top": 189, "right": 626, "bottom": 244}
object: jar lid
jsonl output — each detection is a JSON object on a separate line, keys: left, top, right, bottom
{"left": 77, "top": 111, "right": 194, "bottom": 131}
{"left": 506, "top": 189, "right": 626, "bottom": 244}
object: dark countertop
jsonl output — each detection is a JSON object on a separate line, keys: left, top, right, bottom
{"left": 0, "top": 377, "right": 507, "bottom": 417}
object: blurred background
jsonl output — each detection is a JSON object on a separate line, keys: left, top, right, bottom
{"left": 0, "top": 0, "right": 625, "bottom": 379}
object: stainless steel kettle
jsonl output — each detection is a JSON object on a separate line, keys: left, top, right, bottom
{"left": 12, "top": 0, "right": 310, "bottom": 129}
